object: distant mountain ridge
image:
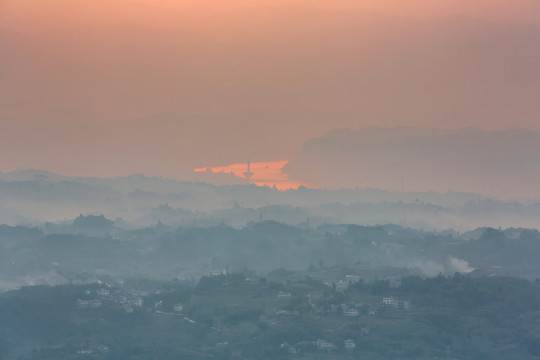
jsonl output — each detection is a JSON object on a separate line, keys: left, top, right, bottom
{"left": 3, "top": 168, "right": 540, "bottom": 231}
{"left": 285, "top": 127, "right": 540, "bottom": 199}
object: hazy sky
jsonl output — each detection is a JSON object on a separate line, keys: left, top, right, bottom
{"left": 1, "top": 0, "right": 540, "bottom": 191}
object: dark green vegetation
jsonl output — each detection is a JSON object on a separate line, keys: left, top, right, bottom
{"left": 2, "top": 221, "right": 540, "bottom": 291}
{"left": 2, "top": 274, "right": 540, "bottom": 359}
{"left": 3, "top": 221, "right": 540, "bottom": 359}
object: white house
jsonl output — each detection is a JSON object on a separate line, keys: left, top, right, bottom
{"left": 96, "top": 289, "right": 110, "bottom": 297}
{"left": 382, "top": 297, "right": 394, "bottom": 305}
{"left": 316, "top": 339, "right": 337, "bottom": 351}
{"left": 344, "top": 339, "right": 356, "bottom": 351}
{"left": 277, "top": 291, "right": 292, "bottom": 300}
{"left": 343, "top": 308, "right": 360, "bottom": 317}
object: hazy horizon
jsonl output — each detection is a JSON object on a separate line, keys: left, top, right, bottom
{"left": 2, "top": 0, "right": 540, "bottom": 199}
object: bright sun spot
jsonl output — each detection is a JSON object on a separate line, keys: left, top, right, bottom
{"left": 194, "top": 160, "right": 315, "bottom": 191}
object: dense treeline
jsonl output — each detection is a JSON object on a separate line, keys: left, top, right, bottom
{"left": 3, "top": 221, "right": 540, "bottom": 289}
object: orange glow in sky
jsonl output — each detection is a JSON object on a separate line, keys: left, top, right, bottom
{"left": 2, "top": 0, "right": 540, "bottom": 191}
{"left": 194, "top": 160, "right": 314, "bottom": 191}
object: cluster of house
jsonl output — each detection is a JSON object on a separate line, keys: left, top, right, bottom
{"left": 333, "top": 274, "right": 363, "bottom": 290}
{"left": 339, "top": 296, "right": 410, "bottom": 316}
{"left": 382, "top": 296, "right": 410, "bottom": 310}
{"left": 346, "top": 274, "right": 362, "bottom": 283}
{"left": 275, "top": 309, "right": 299, "bottom": 317}
{"left": 75, "top": 341, "right": 109, "bottom": 356}
{"left": 334, "top": 274, "right": 403, "bottom": 291}
{"left": 76, "top": 287, "right": 151, "bottom": 313}
{"left": 76, "top": 287, "right": 187, "bottom": 318}
{"left": 76, "top": 299, "right": 102, "bottom": 309}
{"left": 268, "top": 289, "right": 410, "bottom": 355}
{"left": 316, "top": 339, "right": 338, "bottom": 351}
{"left": 278, "top": 288, "right": 410, "bottom": 319}
{"left": 280, "top": 338, "right": 357, "bottom": 354}
{"left": 342, "top": 304, "right": 360, "bottom": 317}
{"left": 308, "top": 300, "right": 363, "bottom": 317}
{"left": 153, "top": 300, "right": 184, "bottom": 313}
{"left": 277, "top": 291, "right": 292, "bottom": 300}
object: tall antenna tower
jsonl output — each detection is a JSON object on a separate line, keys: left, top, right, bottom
{"left": 244, "top": 159, "right": 254, "bottom": 183}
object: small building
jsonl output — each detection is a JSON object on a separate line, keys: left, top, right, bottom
{"left": 316, "top": 339, "right": 337, "bottom": 351}
{"left": 280, "top": 343, "right": 299, "bottom": 354}
{"left": 344, "top": 339, "right": 356, "bottom": 351}
{"left": 382, "top": 297, "right": 394, "bottom": 305}
{"left": 393, "top": 300, "right": 410, "bottom": 310}
{"left": 77, "top": 299, "right": 90, "bottom": 309}
{"left": 90, "top": 299, "right": 102, "bottom": 308}
{"left": 76, "top": 349, "right": 93, "bottom": 355}
{"left": 77, "top": 299, "right": 102, "bottom": 309}
{"left": 277, "top": 291, "right": 292, "bottom": 300}
{"left": 345, "top": 275, "right": 361, "bottom": 283}
{"left": 96, "top": 345, "right": 110, "bottom": 353}
{"left": 343, "top": 308, "right": 360, "bottom": 317}
{"left": 335, "top": 280, "right": 349, "bottom": 291}
{"left": 96, "top": 289, "right": 110, "bottom": 297}
{"left": 276, "top": 310, "right": 299, "bottom": 317}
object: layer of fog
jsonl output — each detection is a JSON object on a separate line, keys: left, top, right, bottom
{"left": 3, "top": 169, "right": 540, "bottom": 231}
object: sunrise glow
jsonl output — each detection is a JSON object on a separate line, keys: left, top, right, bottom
{"left": 2, "top": 0, "right": 540, "bottom": 197}
{"left": 194, "top": 160, "right": 314, "bottom": 191}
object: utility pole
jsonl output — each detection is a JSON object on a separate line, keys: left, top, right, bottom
{"left": 244, "top": 159, "right": 254, "bottom": 184}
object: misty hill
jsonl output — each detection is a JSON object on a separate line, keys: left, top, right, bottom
{"left": 4, "top": 169, "right": 540, "bottom": 230}
{"left": 286, "top": 127, "right": 540, "bottom": 199}
{"left": 2, "top": 220, "right": 540, "bottom": 293}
